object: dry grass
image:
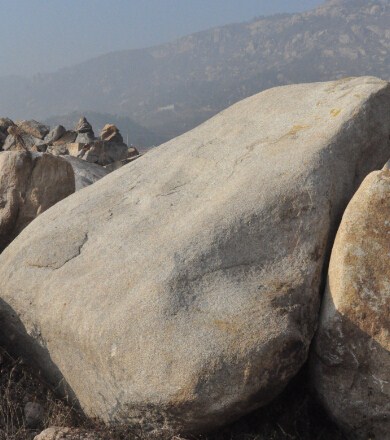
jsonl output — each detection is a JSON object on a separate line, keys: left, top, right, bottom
{"left": 0, "top": 347, "right": 346, "bottom": 440}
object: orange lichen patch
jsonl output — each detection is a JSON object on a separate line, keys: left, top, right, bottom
{"left": 330, "top": 108, "right": 342, "bottom": 117}
{"left": 287, "top": 125, "right": 309, "bottom": 136}
{"left": 213, "top": 319, "right": 239, "bottom": 333}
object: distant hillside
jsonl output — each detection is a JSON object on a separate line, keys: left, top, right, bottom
{"left": 43, "top": 111, "right": 165, "bottom": 149}
{"left": 0, "top": 0, "right": 389, "bottom": 143}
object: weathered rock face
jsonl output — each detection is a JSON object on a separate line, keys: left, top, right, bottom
{"left": 78, "top": 140, "right": 128, "bottom": 165}
{"left": 312, "top": 165, "right": 390, "bottom": 440}
{"left": 0, "top": 77, "right": 389, "bottom": 433}
{"left": 75, "top": 117, "right": 94, "bottom": 135}
{"left": 34, "top": 427, "right": 102, "bottom": 440}
{"left": 74, "top": 117, "right": 95, "bottom": 144}
{"left": 16, "top": 120, "right": 50, "bottom": 140}
{"left": 100, "top": 124, "right": 124, "bottom": 143}
{"left": 62, "top": 155, "right": 109, "bottom": 191}
{"left": 44, "top": 125, "right": 66, "bottom": 144}
{"left": 0, "top": 131, "right": 6, "bottom": 149}
{"left": 0, "top": 151, "right": 75, "bottom": 252}
{"left": 0, "top": 117, "right": 14, "bottom": 134}
{"left": 53, "top": 131, "right": 77, "bottom": 146}
{"left": 3, "top": 125, "right": 43, "bottom": 152}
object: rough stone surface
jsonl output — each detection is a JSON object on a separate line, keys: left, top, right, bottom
{"left": 46, "top": 144, "right": 69, "bottom": 156}
{"left": 34, "top": 427, "right": 102, "bottom": 440}
{"left": 45, "top": 125, "right": 66, "bottom": 144}
{"left": 312, "top": 166, "right": 390, "bottom": 440}
{"left": 0, "top": 77, "right": 389, "bottom": 433}
{"left": 75, "top": 132, "right": 94, "bottom": 145}
{"left": 100, "top": 124, "right": 123, "bottom": 143}
{"left": 0, "top": 118, "right": 14, "bottom": 134}
{"left": 0, "top": 151, "right": 75, "bottom": 252}
{"left": 24, "top": 401, "right": 45, "bottom": 428}
{"left": 75, "top": 117, "right": 94, "bottom": 136}
{"left": 16, "top": 120, "right": 50, "bottom": 140}
{"left": 3, "top": 126, "right": 42, "bottom": 152}
{"left": 53, "top": 131, "right": 77, "bottom": 146}
{"left": 67, "top": 143, "right": 84, "bottom": 157}
{"left": 79, "top": 140, "right": 128, "bottom": 165}
{"left": 63, "top": 156, "right": 109, "bottom": 191}
{"left": 0, "top": 131, "right": 6, "bottom": 149}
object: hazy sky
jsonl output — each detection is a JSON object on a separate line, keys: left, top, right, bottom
{"left": 0, "top": 0, "right": 324, "bottom": 77}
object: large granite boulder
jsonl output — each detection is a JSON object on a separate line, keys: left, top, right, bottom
{"left": 0, "top": 151, "right": 75, "bottom": 252}
{"left": 312, "top": 164, "right": 390, "bottom": 440}
{"left": 16, "top": 120, "right": 50, "bottom": 140}
{"left": 62, "top": 155, "right": 109, "bottom": 191}
{"left": 0, "top": 77, "right": 389, "bottom": 433}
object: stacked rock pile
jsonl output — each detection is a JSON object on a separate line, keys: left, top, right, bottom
{"left": 0, "top": 116, "right": 139, "bottom": 168}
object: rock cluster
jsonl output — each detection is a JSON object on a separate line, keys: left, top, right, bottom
{"left": 0, "top": 117, "right": 139, "bottom": 167}
{"left": 0, "top": 77, "right": 389, "bottom": 439}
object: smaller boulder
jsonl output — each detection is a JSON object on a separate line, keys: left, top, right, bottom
{"left": 44, "top": 125, "right": 66, "bottom": 144}
{"left": 16, "top": 120, "right": 50, "bottom": 140}
{"left": 128, "top": 146, "right": 139, "bottom": 158}
{"left": 312, "top": 165, "right": 390, "bottom": 439}
{"left": 67, "top": 143, "right": 84, "bottom": 157}
{"left": 53, "top": 131, "right": 77, "bottom": 146}
{"left": 4, "top": 126, "right": 43, "bottom": 152}
{"left": 24, "top": 401, "right": 45, "bottom": 428}
{"left": 75, "top": 132, "right": 94, "bottom": 144}
{"left": 100, "top": 124, "right": 123, "bottom": 143}
{"left": 34, "top": 427, "right": 102, "bottom": 440}
{"left": 0, "top": 131, "right": 6, "bottom": 150}
{"left": 75, "top": 117, "right": 94, "bottom": 135}
{"left": 0, "top": 151, "right": 75, "bottom": 252}
{"left": 0, "top": 117, "right": 14, "bottom": 134}
{"left": 46, "top": 144, "right": 69, "bottom": 156}
{"left": 78, "top": 140, "right": 128, "bottom": 166}
{"left": 63, "top": 155, "right": 109, "bottom": 191}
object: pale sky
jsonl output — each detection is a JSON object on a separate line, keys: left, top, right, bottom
{"left": 0, "top": 0, "right": 324, "bottom": 77}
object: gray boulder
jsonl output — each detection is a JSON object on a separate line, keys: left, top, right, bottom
{"left": 44, "top": 125, "right": 66, "bottom": 144}
{"left": 52, "top": 130, "right": 77, "bottom": 146}
{"left": 79, "top": 140, "right": 128, "bottom": 165}
{"left": 100, "top": 124, "right": 124, "bottom": 143}
{"left": 3, "top": 127, "right": 43, "bottom": 152}
{"left": 312, "top": 164, "right": 390, "bottom": 440}
{"left": 75, "top": 132, "right": 94, "bottom": 144}
{"left": 75, "top": 117, "right": 94, "bottom": 135}
{"left": 46, "top": 144, "right": 69, "bottom": 156}
{"left": 0, "top": 131, "right": 6, "bottom": 149}
{"left": 0, "top": 117, "right": 14, "bottom": 134}
{"left": 16, "top": 120, "right": 50, "bottom": 140}
{"left": 62, "top": 155, "right": 109, "bottom": 191}
{"left": 0, "top": 77, "right": 389, "bottom": 433}
{"left": 0, "top": 151, "right": 75, "bottom": 252}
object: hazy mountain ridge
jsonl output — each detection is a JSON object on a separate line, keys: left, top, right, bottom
{"left": 0, "top": 0, "right": 388, "bottom": 143}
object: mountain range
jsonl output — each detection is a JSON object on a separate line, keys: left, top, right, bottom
{"left": 0, "top": 0, "right": 389, "bottom": 146}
